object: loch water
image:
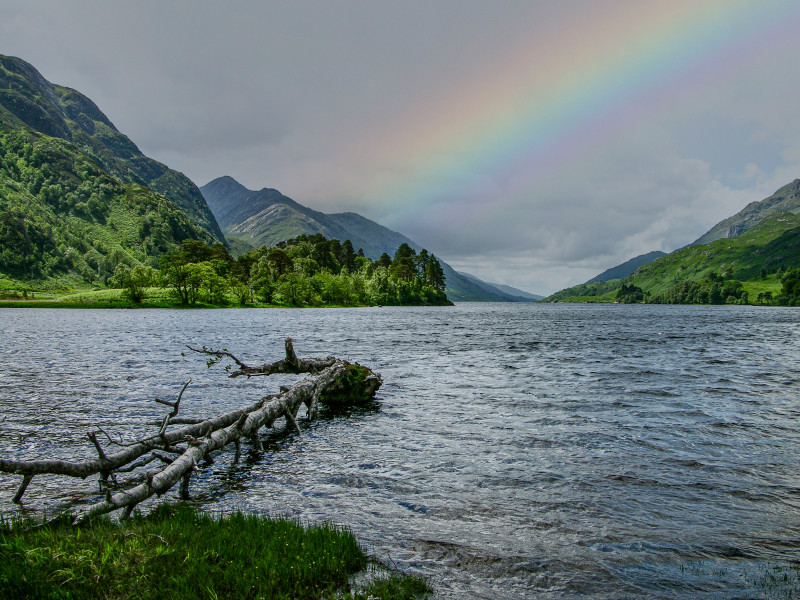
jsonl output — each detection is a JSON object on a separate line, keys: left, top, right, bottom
{"left": 1, "top": 303, "right": 799, "bottom": 598}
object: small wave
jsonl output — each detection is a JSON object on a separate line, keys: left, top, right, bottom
{"left": 398, "top": 501, "right": 428, "bottom": 514}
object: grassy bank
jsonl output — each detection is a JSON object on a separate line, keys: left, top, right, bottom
{"left": 0, "top": 283, "right": 448, "bottom": 309}
{"left": 0, "top": 286, "right": 373, "bottom": 309}
{"left": 0, "top": 504, "right": 429, "bottom": 599}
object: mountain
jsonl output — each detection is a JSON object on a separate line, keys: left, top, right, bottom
{"left": 200, "top": 176, "right": 520, "bottom": 301}
{"left": 0, "top": 56, "right": 217, "bottom": 286}
{"left": 202, "top": 176, "right": 383, "bottom": 254}
{"left": 0, "top": 125, "right": 216, "bottom": 285}
{"left": 546, "top": 179, "right": 800, "bottom": 303}
{"left": 485, "top": 282, "right": 544, "bottom": 301}
{"left": 630, "top": 211, "right": 800, "bottom": 290}
{"left": 585, "top": 251, "right": 667, "bottom": 283}
{"left": 457, "top": 272, "right": 543, "bottom": 301}
{"left": 0, "top": 55, "right": 224, "bottom": 242}
{"left": 545, "top": 210, "right": 800, "bottom": 303}
{"left": 692, "top": 179, "right": 800, "bottom": 245}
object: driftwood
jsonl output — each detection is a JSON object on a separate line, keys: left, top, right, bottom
{"left": 0, "top": 338, "right": 381, "bottom": 524}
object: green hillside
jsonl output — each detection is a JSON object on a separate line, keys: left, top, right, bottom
{"left": 544, "top": 280, "right": 621, "bottom": 303}
{"left": 0, "top": 55, "right": 224, "bottom": 242}
{"left": 0, "top": 120, "right": 215, "bottom": 290}
{"left": 545, "top": 211, "right": 800, "bottom": 305}
{"left": 585, "top": 250, "right": 666, "bottom": 283}
{"left": 629, "top": 212, "right": 800, "bottom": 292}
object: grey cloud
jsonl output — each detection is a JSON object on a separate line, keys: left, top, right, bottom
{"left": 2, "top": 0, "right": 799, "bottom": 294}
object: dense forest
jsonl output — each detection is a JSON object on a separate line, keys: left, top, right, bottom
{"left": 110, "top": 235, "right": 450, "bottom": 307}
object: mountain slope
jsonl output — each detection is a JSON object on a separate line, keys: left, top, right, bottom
{"left": 0, "top": 54, "right": 224, "bottom": 242}
{"left": 201, "top": 176, "right": 361, "bottom": 251}
{"left": 0, "top": 127, "right": 215, "bottom": 286}
{"left": 485, "top": 282, "right": 544, "bottom": 301}
{"left": 545, "top": 211, "right": 800, "bottom": 302}
{"left": 585, "top": 251, "right": 666, "bottom": 283}
{"left": 692, "top": 179, "right": 800, "bottom": 245}
{"left": 631, "top": 211, "right": 800, "bottom": 292}
{"left": 546, "top": 178, "right": 800, "bottom": 303}
{"left": 201, "top": 176, "right": 517, "bottom": 301}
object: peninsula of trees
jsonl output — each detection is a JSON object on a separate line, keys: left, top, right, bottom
{"left": 111, "top": 235, "right": 450, "bottom": 307}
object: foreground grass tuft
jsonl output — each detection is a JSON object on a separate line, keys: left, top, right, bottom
{"left": 0, "top": 504, "right": 430, "bottom": 599}
{"left": 357, "top": 573, "right": 432, "bottom": 599}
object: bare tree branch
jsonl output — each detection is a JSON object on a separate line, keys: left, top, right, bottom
{"left": 189, "top": 338, "right": 337, "bottom": 378}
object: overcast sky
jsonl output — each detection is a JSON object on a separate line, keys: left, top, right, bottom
{"left": 4, "top": 0, "right": 800, "bottom": 294}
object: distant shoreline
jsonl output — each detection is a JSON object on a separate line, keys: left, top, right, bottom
{"left": 0, "top": 298, "right": 452, "bottom": 309}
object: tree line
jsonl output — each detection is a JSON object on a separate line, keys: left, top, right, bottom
{"left": 112, "top": 235, "right": 450, "bottom": 307}
{"left": 620, "top": 268, "right": 800, "bottom": 306}
{"left": 647, "top": 273, "right": 748, "bottom": 305}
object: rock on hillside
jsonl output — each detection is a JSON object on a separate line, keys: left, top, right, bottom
{"left": 692, "top": 179, "right": 800, "bottom": 246}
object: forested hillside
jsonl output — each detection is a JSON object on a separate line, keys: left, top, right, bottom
{"left": 0, "top": 54, "right": 223, "bottom": 241}
{"left": 103, "top": 234, "right": 449, "bottom": 307}
{"left": 0, "top": 128, "right": 214, "bottom": 287}
{"left": 545, "top": 210, "right": 800, "bottom": 306}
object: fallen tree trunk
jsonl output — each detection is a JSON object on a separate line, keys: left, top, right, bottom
{"left": 0, "top": 338, "right": 381, "bottom": 524}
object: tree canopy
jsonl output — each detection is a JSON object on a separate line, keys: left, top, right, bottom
{"left": 154, "top": 235, "right": 449, "bottom": 307}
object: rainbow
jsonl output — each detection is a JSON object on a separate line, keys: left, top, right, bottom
{"left": 366, "top": 0, "right": 800, "bottom": 228}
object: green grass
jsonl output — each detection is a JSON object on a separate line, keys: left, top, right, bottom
{"left": 0, "top": 285, "right": 385, "bottom": 309}
{"left": 355, "top": 573, "right": 431, "bottom": 600}
{"left": 0, "top": 504, "right": 430, "bottom": 600}
{"left": 550, "top": 293, "right": 617, "bottom": 303}
{"left": 740, "top": 277, "right": 782, "bottom": 300}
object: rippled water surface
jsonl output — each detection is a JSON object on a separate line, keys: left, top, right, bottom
{"left": 1, "top": 304, "right": 799, "bottom": 598}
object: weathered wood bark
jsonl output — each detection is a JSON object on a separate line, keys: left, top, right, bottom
{"left": 0, "top": 338, "right": 381, "bottom": 524}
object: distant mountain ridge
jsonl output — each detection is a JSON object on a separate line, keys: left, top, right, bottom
{"left": 457, "top": 272, "right": 543, "bottom": 301}
{"left": 201, "top": 176, "right": 541, "bottom": 302}
{"left": 585, "top": 251, "right": 667, "bottom": 283}
{"left": 202, "top": 176, "right": 422, "bottom": 258}
{"left": 0, "top": 54, "right": 224, "bottom": 242}
{"left": 486, "top": 282, "right": 543, "bottom": 301}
